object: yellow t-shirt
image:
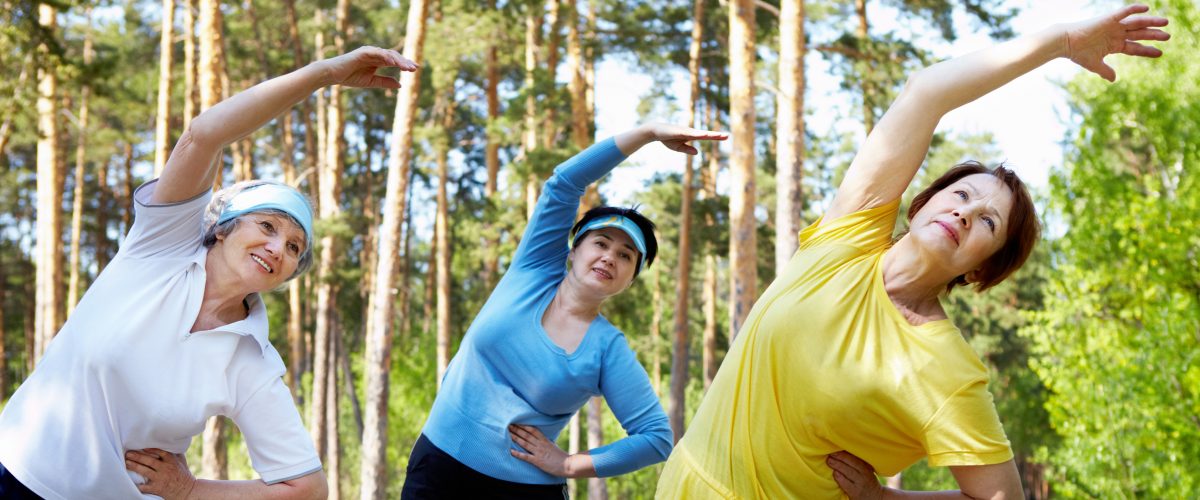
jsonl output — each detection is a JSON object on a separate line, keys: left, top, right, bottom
{"left": 656, "top": 201, "right": 1012, "bottom": 499}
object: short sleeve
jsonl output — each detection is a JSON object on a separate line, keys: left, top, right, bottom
{"left": 798, "top": 199, "right": 901, "bottom": 253}
{"left": 120, "top": 180, "right": 212, "bottom": 259}
{"left": 921, "top": 379, "right": 1013, "bottom": 467}
{"left": 229, "top": 377, "right": 322, "bottom": 484}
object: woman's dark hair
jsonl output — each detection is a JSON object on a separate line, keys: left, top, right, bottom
{"left": 571, "top": 206, "right": 658, "bottom": 278}
{"left": 908, "top": 161, "right": 1040, "bottom": 293}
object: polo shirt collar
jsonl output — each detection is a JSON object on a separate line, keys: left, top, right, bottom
{"left": 217, "top": 292, "right": 272, "bottom": 356}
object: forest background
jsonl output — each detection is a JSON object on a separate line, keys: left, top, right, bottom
{"left": 0, "top": 0, "right": 1196, "bottom": 497}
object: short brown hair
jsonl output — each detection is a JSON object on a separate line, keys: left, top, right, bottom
{"left": 907, "top": 161, "right": 1040, "bottom": 292}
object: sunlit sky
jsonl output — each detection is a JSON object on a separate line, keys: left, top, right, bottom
{"left": 593, "top": 0, "right": 1109, "bottom": 207}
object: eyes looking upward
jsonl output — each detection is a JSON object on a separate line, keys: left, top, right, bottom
{"left": 252, "top": 216, "right": 305, "bottom": 256}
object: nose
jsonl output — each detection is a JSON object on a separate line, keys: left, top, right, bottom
{"left": 952, "top": 207, "right": 971, "bottom": 228}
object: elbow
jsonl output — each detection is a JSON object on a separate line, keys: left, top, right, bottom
{"left": 652, "top": 425, "right": 675, "bottom": 462}
{"left": 180, "top": 116, "right": 223, "bottom": 151}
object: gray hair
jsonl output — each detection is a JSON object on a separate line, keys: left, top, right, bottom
{"left": 202, "top": 180, "right": 314, "bottom": 281}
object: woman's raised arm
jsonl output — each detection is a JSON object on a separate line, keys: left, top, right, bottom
{"left": 153, "top": 46, "right": 418, "bottom": 204}
{"left": 824, "top": 4, "right": 1168, "bottom": 223}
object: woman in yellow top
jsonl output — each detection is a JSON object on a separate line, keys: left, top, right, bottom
{"left": 656, "top": 5, "right": 1169, "bottom": 499}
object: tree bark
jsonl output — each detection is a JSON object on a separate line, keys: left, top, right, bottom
{"left": 541, "top": 0, "right": 562, "bottom": 150}
{"left": 198, "top": 0, "right": 229, "bottom": 472}
{"left": 359, "top": 0, "right": 429, "bottom": 496}
{"left": 326, "top": 325, "right": 341, "bottom": 500}
{"left": 309, "top": 4, "right": 333, "bottom": 464}
{"left": 153, "top": 0, "right": 175, "bottom": 177}
{"left": 523, "top": 6, "right": 543, "bottom": 221}
{"left": 727, "top": 0, "right": 756, "bottom": 339}
{"left": 198, "top": 0, "right": 226, "bottom": 190}
{"left": 68, "top": 9, "right": 95, "bottom": 316}
{"left": 856, "top": 0, "right": 874, "bottom": 134}
{"left": 702, "top": 88, "right": 721, "bottom": 388}
{"left": 182, "top": 0, "right": 199, "bottom": 130}
{"left": 565, "top": 0, "right": 598, "bottom": 216}
{"left": 0, "top": 251, "right": 6, "bottom": 400}
{"left": 435, "top": 87, "right": 454, "bottom": 388}
{"left": 94, "top": 160, "right": 111, "bottom": 272}
{"left": 34, "top": 2, "right": 62, "bottom": 364}
{"left": 650, "top": 265, "right": 662, "bottom": 394}
{"left": 568, "top": 411, "right": 580, "bottom": 499}
{"left": 774, "top": 0, "right": 805, "bottom": 276}
{"left": 201, "top": 417, "right": 228, "bottom": 479}
{"left": 482, "top": 0, "right": 501, "bottom": 292}
{"left": 669, "top": 0, "right": 704, "bottom": 441}
{"left": 587, "top": 397, "right": 608, "bottom": 499}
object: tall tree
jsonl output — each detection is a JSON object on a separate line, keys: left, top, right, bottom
{"left": 153, "top": 0, "right": 175, "bottom": 176}
{"left": 727, "top": 0, "right": 756, "bottom": 338}
{"left": 182, "top": 0, "right": 199, "bottom": 130}
{"left": 701, "top": 81, "right": 722, "bottom": 388}
{"left": 522, "top": 2, "right": 543, "bottom": 220}
{"left": 774, "top": 0, "right": 804, "bottom": 275}
{"left": 669, "top": 0, "right": 704, "bottom": 441}
{"left": 482, "top": 0, "right": 502, "bottom": 291}
{"left": 198, "top": 0, "right": 229, "bottom": 478}
{"left": 432, "top": 65, "right": 455, "bottom": 387}
{"left": 34, "top": 2, "right": 62, "bottom": 363}
{"left": 359, "top": 0, "right": 429, "bottom": 496}
{"left": 68, "top": 7, "right": 95, "bottom": 315}
{"left": 587, "top": 397, "right": 607, "bottom": 499}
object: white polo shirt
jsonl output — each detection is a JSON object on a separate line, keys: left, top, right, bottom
{"left": 0, "top": 180, "right": 321, "bottom": 500}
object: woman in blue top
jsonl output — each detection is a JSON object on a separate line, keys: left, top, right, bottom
{"left": 401, "top": 124, "right": 727, "bottom": 499}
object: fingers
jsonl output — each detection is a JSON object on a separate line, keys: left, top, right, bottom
{"left": 509, "top": 448, "right": 535, "bottom": 463}
{"left": 126, "top": 457, "right": 156, "bottom": 477}
{"left": 831, "top": 469, "right": 855, "bottom": 493}
{"left": 1113, "top": 4, "right": 1150, "bottom": 22}
{"left": 1121, "top": 15, "right": 1169, "bottom": 30}
{"left": 357, "top": 46, "right": 420, "bottom": 71}
{"left": 125, "top": 450, "right": 161, "bottom": 470}
{"left": 1122, "top": 40, "right": 1163, "bottom": 58}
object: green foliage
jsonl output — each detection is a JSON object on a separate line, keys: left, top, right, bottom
{"left": 1022, "top": 0, "right": 1200, "bottom": 496}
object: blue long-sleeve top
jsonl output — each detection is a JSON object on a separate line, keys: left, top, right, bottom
{"left": 420, "top": 137, "right": 673, "bottom": 484}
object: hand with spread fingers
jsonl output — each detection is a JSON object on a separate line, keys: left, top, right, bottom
{"left": 644, "top": 123, "right": 730, "bottom": 155}
{"left": 827, "top": 451, "right": 884, "bottom": 500}
{"left": 125, "top": 448, "right": 196, "bottom": 500}
{"left": 508, "top": 424, "right": 574, "bottom": 478}
{"left": 1063, "top": 4, "right": 1170, "bottom": 82}
{"left": 318, "top": 45, "right": 420, "bottom": 89}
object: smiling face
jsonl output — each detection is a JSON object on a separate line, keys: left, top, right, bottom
{"left": 210, "top": 212, "right": 307, "bottom": 292}
{"left": 567, "top": 227, "right": 641, "bottom": 298}
{"left": 908, "top": 173, "right": 1015, "bottom": 282}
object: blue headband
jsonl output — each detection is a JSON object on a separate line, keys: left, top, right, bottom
{"left": 217, "top": 183, "right": 314, "bottom": 247}
{"left": 570, "top": 215, "right": 648, "bottom": 272}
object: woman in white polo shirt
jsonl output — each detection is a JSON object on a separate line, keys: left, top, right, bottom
{"left": 0, "top": 47, "right": 416, "bottom": 500}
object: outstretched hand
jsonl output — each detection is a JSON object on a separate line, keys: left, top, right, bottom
{"left": 320, "top": 46, "right": 420, "bottom": 88}
{"left": 643, "top": 123, "right": 729, "bottom": 155}
{"left": 1063, "top": 4, "right": 1169, "bottom": 82}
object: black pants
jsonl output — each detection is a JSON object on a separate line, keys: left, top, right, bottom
{"left": 401, "top": 434, "right": 567, "bottom": 500}
{"left": 0, "top": 462, "right": 43, "bottom": 500}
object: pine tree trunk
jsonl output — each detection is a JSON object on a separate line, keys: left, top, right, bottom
{"left": 122, "top": 142, "right": 134, "bottom": 237}
{"left": 201, "top": 417, "right": 228, "bottom": 479}
{"left": 95, "top": 160, "right": 111, "bottom": 271}
{"left": 727, "top": 0, "right": 756, "bottom": 339}
{"left": 584, "top": 1, "right": 596, "bottom": 128}
{"left": 359, "top": 0, "right": 429, "bottom": 496}
{"left": 856, "top": 0, "right": 874, "bottom": 134}
{"left": 702, "top": 93, "right": 721, "bottom": 388}
{"left": 326, "top": 328, "right": 341, "bottom": 500}
{"left": 197, "top": 0, "right": 229, "bottom": 472}
{"left": 541, "top": 0, "right": 561, "bottom": 150}
{"left": 565, "top": 0, "right": 598, "bottom": 216}
{"left": 650, "top": 266, "right": 662, "bottom": 394}
{"left": 774, "top": 0, "right": 805, "bottom": 276}
{"left": 154, "top": 0, "right": 175, "bottom": 177}
{"left": 587, "top": 397, "right": 608, "bottom": 499}
{"left": 522, "top": 6, "right": 542, "bottom": 221}
{"left": 281, "top": 111, "right": 305, "bottom": 401}
{"left": 68, "top": 10, "right": 95, "bottom": 315}
{"left": 198, "top": 0, "right": 227, "bottom": 189}
{"left": 182, "top": 0, "right": 199, "bottom": 130}
{"left": 568, "top": 411, "right": 580, "bottom": 499}
{"left": 309, "top": 5, "right": 336, "bottom": 463}
{"left": 669, "top": 0, "right": 704, "bottom": 441}
{"left": 482, "top": 0, "right": 501, "bottom": 291}
{"left": 34, "top": 2, "right": 61, "bottom": 364}
{"left": 0, "top": 252, "right": 6, "bottom": 400}
{"left": 435, "top": 88, "right": 453, "bottom": 388}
